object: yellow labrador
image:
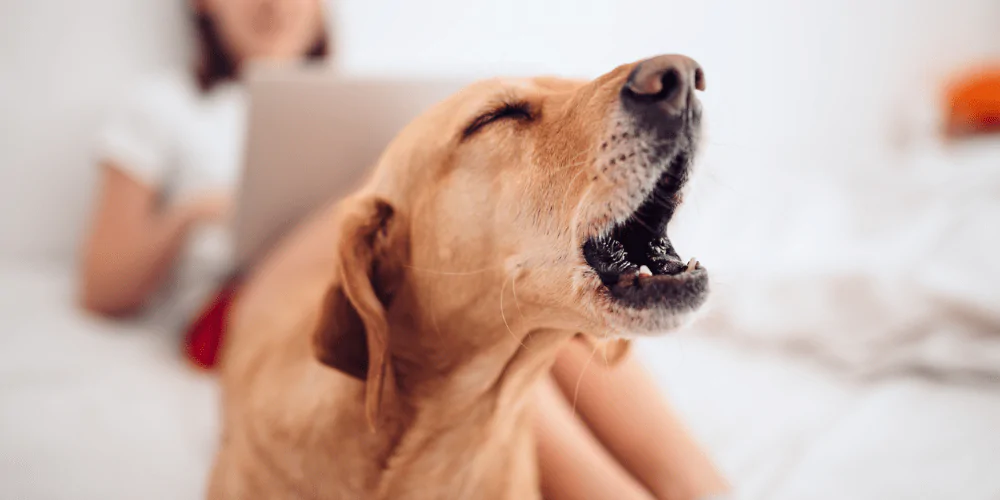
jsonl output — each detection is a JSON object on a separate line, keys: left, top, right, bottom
{"left": 208, "top": 54, "right": 708, "bottom": 499}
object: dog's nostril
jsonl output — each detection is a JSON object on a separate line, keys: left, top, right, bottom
{"left": 659, "top": 68, "right": 682, "bottom": 103}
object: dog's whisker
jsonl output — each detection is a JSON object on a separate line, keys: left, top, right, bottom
{"left": 593, "top": 164, "right": 613, "bottom": 185}
{"left": 405, "top": 265, "right": 496, "bottom": 276}
{"left": 624, "top": 210, "right": 658, "bottom": 234}
{"left": 566, "top": 153, "right": 598, "bottom": 173}
{"left": 544, "top": 149, "right": 595, "bottom": 180}
{"left": 511, "top": 270, "right": 531, "bottom": 341}
{"left": 524, "top": 149, "right": 595, "bottom": 210}
{"left": 601, "top": 338, "right": 610, "bottom": 368}
{"left": 571, "top": 341, "right": 601, "bottom": 416}
{"left": 558, "top": 167, "right": 590, "bottom": 219}
{"left": 557, "top": 149, "right": 595, "bottom": 170}
{"left": 541, "top": 159, "right": 592, "bottom": 195}
{"left": 500, "top": 273, "right": 527, "bottom": 350}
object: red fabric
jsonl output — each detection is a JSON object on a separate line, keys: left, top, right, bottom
{"left": 183, "top": 279, "right": 242, "bottom": 370}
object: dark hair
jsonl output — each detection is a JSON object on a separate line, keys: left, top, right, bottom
{"left": 193, "top": 9, "right": 330, "bottom": 92}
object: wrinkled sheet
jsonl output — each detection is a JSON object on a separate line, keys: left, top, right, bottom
{"left": 679, "top": 137, "right": 1000, "bottom": 382}
{"left": 640, "top": 335, "right": 1000, "bottom": 500}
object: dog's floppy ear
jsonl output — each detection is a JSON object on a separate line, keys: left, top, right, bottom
{"left": 313, "top": 196, "right": 408, "bottom": 429}
{"left": 575, "top": 334, "right": 632, "bottom": 367}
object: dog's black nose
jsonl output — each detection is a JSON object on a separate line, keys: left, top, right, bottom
{"left": 622, "top": 54, "right": 705, "bottom": 116}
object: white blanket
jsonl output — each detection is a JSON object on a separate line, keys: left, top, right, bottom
{"left": 685, "top": 137, "right": 1000, "bottom": 382}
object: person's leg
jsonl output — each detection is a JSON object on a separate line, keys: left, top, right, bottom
{"left": 550, "top": 338, "right": 730, "bottom": 500}
{"left": 534, "top": 376, "right": 655, "bottom": 500}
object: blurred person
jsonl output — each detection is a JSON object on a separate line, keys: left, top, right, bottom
{"left": 80, "top": 0, "right": 329, "bottom": 325}
{"left": 77, "top": 1, "right": 727, "bottom": 498}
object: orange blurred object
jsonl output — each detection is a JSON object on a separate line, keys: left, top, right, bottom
{"left": 945, "top": 64, "right": 1000, "bottom": 137}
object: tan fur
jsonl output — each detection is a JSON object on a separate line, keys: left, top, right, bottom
{"left": 208, "top": 58, "right": 699, "bottom": 499}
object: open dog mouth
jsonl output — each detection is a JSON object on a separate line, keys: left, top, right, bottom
{"left": 582, "top": 153, "right": 708, "bottom": 311}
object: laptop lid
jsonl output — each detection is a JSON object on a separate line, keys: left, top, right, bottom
{"left": 235, "top": 65, "right": 465, "bottom": 268}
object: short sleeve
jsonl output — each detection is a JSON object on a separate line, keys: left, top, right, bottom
{"left": 96, "top": 74, "right": 187, "bottom": 187}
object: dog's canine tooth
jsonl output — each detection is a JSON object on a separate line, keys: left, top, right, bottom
{"left": 686, "top": 258, "right": 698, "bottom": 272}
{"left": 638, "top": 265, "right": 653, "bottom": 277}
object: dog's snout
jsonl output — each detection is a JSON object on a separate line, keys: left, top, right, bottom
{"left": 622, "top": 55, "right": 705, "bottom": 115}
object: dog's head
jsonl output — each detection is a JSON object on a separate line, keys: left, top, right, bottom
{"left": 314, "top": 55, "right": 708, "bottom": 422}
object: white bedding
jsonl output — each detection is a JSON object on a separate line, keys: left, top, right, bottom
{"left": 0, "top": 264, "right": 219, "bottom": 500}
{"left": 3, "top": 262, "right": 999, "bottom": 499}
{"left": 641, "top": 335, "right": 1000, "bottom": 500}
{"left": 671, "top": 134, "right": 1000, "bottom": 378}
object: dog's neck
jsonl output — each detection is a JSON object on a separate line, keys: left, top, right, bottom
{"left": 393, "top": 321, "right": 572, "bottom": 418}
{"left": 373, "top": 299, "right": 574, "bottom": 498}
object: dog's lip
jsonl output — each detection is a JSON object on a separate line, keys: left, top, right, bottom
{"left": 610, "top": 263, "right": 706, "bottom": 289}
{"left": 617, "top": 257, "right": 701, "bottom": 284}
{"left": 599, "top": 264, "right": 709, "bottom": 312}
{"left": 612, "top": 259, "right": 701, "bottom": 283}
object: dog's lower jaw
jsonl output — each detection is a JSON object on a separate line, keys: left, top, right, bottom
{"left": 373, "top": 328, "right": 576, "bottom": 500}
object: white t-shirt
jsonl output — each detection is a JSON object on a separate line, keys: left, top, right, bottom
{"left": 97, "top": 70, "right": 246, "bottom": 329}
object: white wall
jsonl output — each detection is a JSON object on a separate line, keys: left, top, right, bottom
{"left": 0, "top": 0, "right": 188, "bottom": 262}
{"left": 340, "top": 0, "right": 998, "bottom": 149}
{"left": 1, "top": 0, "right": 998, "bottom": 262}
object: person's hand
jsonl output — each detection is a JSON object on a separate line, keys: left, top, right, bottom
{"left": 177, "top": 191, "right": 233, "bottom": 226}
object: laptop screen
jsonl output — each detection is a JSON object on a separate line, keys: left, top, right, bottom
{"left": 235, "top": 65, "right": 465, "bottom": 268}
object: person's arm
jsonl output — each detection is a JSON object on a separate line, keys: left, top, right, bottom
{"left": 534, "top": 376, "right": 656, "bottom": 500}
{"left": 551, "top": 339, "right": 730, "bottom": 500}
{"left": 78, "top": 163, "right": 228, "bottom": 316}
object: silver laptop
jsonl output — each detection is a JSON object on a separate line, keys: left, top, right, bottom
{"left": 234, "top": 65, "right": 465, "bottom": 268}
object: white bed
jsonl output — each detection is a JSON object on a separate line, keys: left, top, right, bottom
{"left": 0, "top": 264, "right": 219, "bottom": 500}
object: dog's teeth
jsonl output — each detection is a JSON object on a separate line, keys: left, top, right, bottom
{"left": 686, "top": 258, "right": 698, "bottom": 272}
{"left": 637, "top": 265, "right": 653, "bottom": 277}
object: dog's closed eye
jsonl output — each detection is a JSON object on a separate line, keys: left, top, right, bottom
{"left": 462, "top": 101, "right": 533, "bottom": 139}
